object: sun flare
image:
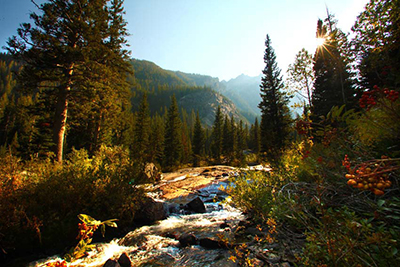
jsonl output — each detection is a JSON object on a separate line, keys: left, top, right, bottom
{"left": 316, "top": 37, "right": 326, "bottom": 47}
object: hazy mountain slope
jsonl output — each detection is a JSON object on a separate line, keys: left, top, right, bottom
{"left": 221, "top": 74, "right": 262, "bottom": 116}
{"left": 129, "top": 59, "right": 248, "bottom": 126}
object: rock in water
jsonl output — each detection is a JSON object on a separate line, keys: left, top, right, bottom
{"left": 179, "top": 233, "right": 198, "bottom": 247}
{"left": 118, "top": 252, "right": 132, "bottom": 267}
{"left": 134, "top": 197, "right": 166, "bottom": 224}
{"left": 103, "top": 259, "right": 121, "bottom": 267}
{"left": 184, "top": 197, "right": 206, "bottom": 213}
{"left": 199, "top": 237, "right": 224, "bottom": 249}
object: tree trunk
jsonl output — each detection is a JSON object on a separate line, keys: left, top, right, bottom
{"left": 53, "top": 88, "right": 69, "bottom": 163}
{"left": 53, "top": 65, "right": 74, "bottom": 163}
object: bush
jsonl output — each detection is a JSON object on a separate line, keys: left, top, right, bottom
{"left": 0, "top": 145, "right": 146, "bottom": 260}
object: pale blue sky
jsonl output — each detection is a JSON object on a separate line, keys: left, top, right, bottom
{"left": 1, "top": 0, "right": 369, "bottom": 81}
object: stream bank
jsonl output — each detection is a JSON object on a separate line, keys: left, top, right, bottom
{"left": 31, "top": 165, "right": 295, "bottom": 267}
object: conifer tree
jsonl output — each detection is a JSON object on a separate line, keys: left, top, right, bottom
{"left": 352, "top": 0, "right": 400, "bottom": 90}
{"left": 163, "top": 95, "right": 183, "bottom": 170}
{"left": 258, "top": 35, "right": 292, "bottom": 160}
{"left": 132, "top": 93, "right": 150, "bottom": 161}
{"left": 181, "top": 118, "right": 192, "bottom": 164}
{"left": 236, "top": 120, "right": 246, "bottom": 164}
{"left": 192, "top": 111, "right": 204, "bottom": 166}
{"left": 211, "top": 106, "right": 223, "bottom": 161}
{"left": 149, "top": 113, "right": 165, "bottom": 164}
{"left": 222, "top": 115, "right": 231, "bottom": 157}
{"left": 6, "top": 0, "right": 131, "bottom": 162}
{"left": 312, "top": 15, "right": 355, "bottom": 119}
{"left": 251, "top": 117, "right": 261, "bottom": 154}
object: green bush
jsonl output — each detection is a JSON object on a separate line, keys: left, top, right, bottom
{"left": 0, "top": 145, "right": 146, "bottom": 259}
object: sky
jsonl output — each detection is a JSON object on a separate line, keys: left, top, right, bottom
{"left": 0, "top": 0, "right": 370, "bottom": 81}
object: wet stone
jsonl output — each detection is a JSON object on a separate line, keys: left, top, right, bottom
{"left": 199, "top": 237, "right": 225, "bottom": 249}
{"left": 184, "top": 196, "right": 206, "bottom": 213}
{"left": 103, "top": 259, "right": 121, "bottom": 267}
{"left": 117, "top": 252, "right": 131, "bottom": 267}
{"left": 179, "top": 233, "right": 198, "bottom": 247}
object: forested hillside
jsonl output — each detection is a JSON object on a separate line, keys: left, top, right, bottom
{"left": 128, "top": 59, "right": 249, "bottom": 126}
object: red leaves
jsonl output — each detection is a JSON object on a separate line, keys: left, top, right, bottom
{"left": 359, "top": 85, "right": 399, "bottom": 110}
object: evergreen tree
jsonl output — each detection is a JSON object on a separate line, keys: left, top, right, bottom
{"left": 6, "top": 0, "right": 131, "bottom": 162}
{"left": 312, "top": 15, "right": 355, "bottom": 119}
{"left": 163, "top": 95, "right": 183, "bottom": 170}
{"left": 181, "top": 118, "right": 192, "bottom": 164}
{"left": 251, "top": 117, "right": 261, "bottom": 154}
{"left": 236, "top": 120, "right": 246, "bottom": 164}
{"left": 211, "top": 106, "right": 223, "bottom": 161}
{"left": 192, "top": 111, "right": 204, "bottom": 166}
{"left": 352, "top": 0, "right": 400, "bottom": 90}
{"left": 132, "top": 93, "right": 150, "bottom": 161}
{"left": 149, "top": 113, "right": 165, "bottom": 164}
{"left": 258, "top": 35, "right": 292, "bottom": 160}
{"left": 222, "top": 115, "right": 231, "bottom": 157}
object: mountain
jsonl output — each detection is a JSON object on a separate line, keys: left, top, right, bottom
{"left": 220, "top": 74, "right": 262, "bottom": 121}
{"left": 129, "top": 59, "right": 248, "bottom": 126}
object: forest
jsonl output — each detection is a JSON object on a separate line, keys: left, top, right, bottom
{"left": 1, "top": 0, "right": 399, "bottom": 266}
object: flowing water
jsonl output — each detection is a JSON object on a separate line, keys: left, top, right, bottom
{"left": 30, "top": 177, "right": 245, "bottom": 267}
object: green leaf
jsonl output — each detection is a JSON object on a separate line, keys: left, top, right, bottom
{"left": 392, "top": 247, "right": 398, "bottom": 256}
{"left": 377, "top": 199, "right": 385, "bottom": 207}
{"left": 78, "top": 214, "right": 97, "bottom": 224}
{"left": 105, "top": 221, "right": 118, "bottom": 228}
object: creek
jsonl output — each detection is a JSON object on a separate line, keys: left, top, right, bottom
{"left": 31, "top": 170, "right": 246, "bottom": 267}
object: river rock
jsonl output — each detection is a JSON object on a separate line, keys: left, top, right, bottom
{"left": 184, "top": 197, "right": 206, "bottom": 213}
{"left": 179, "top": 233, "right": 198, "bottom": 247}
{"left": 199, "top": 237, "right": 224, "bottom": 249}
{"left": 118, "top": 252, "right": 132, "bottom": 267}
{"left": 134, "top": 197, "right": 166, "bottom": 224}
{"left": 144, "top": 162, "right": 161, "bottom": 181}
{"left": 103, "top": 259, "right": 121, "bottom": 267}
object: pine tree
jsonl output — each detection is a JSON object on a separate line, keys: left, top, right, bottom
{"left": 352, "top": 0, "right": 400, "bottom": 90}
{"left": 192, "top": 111, "right": 204, "bottom": 166}
{"left": 312, "top": 15, "right": 355, "bottom": 119}
{"left": 236, "top": 120, "right": 246, "bottom": 165}
{"left": 6, "top": 0, "right": 130, "bottom": 162}
{"left": 149, "top": 113, "right": 165, "bottom": 164}
{"left": 211, "top": 106, "right": 223, "bottom": 162}
{"left": 258, "top": 35, "right": 292, "bottom": 160}
{"left": 181, "top": 118, "right": 192, "bottom": 164}
{"left": 163, "top": 95, "right": 183, "bottom": 170}
{"left": 251, "top": 117, "right": 261, "bottom": 154}
{"left": 132, "top": 93, "right": 150, "bottom": 161}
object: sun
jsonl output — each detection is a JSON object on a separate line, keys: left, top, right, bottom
{"left": 316, "top": 37, "right": 326, "bottom": 47}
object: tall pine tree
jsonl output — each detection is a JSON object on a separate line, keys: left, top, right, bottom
{"left": 163, "top": 95, "right": 183, "bottom": 170}
{"left": 258, "top": 35, "right": 292, "bottom": 160}
{"left": 7, "top": 0, "right": 131, "bottom": 162}
{"left": 192, "top": 111, "right": 204, "bottom": 166}
{"left": 211, "top": 105, "right": 223, "bottom": 162}
{"left": 132, "top": 93, "right": 150, "bottom": 161}
{"left": 312, "top": 15, "right": 355, "bottom": 119}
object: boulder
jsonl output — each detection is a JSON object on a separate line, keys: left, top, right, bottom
{"left": 179, "top": 233, "right": 198, "bottom": 247}
{"left": 199, "top": 237, "right": 224, "bottom": 249}
{"left": 103, "top": 259, "right": 121, "bottom": 267}
{"left": 184, "top": 197, "right": 206, "bottom": 213}
{"left": 118, "top": 252, "right": 132, "bottom": 267}
{"left": 144, "top": 163, "right": 161, "bottom": 181}
{"left": 134, "top": 197, "right": 166, "bottom": 224}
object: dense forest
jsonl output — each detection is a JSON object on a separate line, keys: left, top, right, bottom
{"left": 1, "top": 0, "right": 400, "bottom": 266}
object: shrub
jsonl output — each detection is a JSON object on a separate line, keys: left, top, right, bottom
{"left": 0, "top": 145, "right": 146, "bottom": 261}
